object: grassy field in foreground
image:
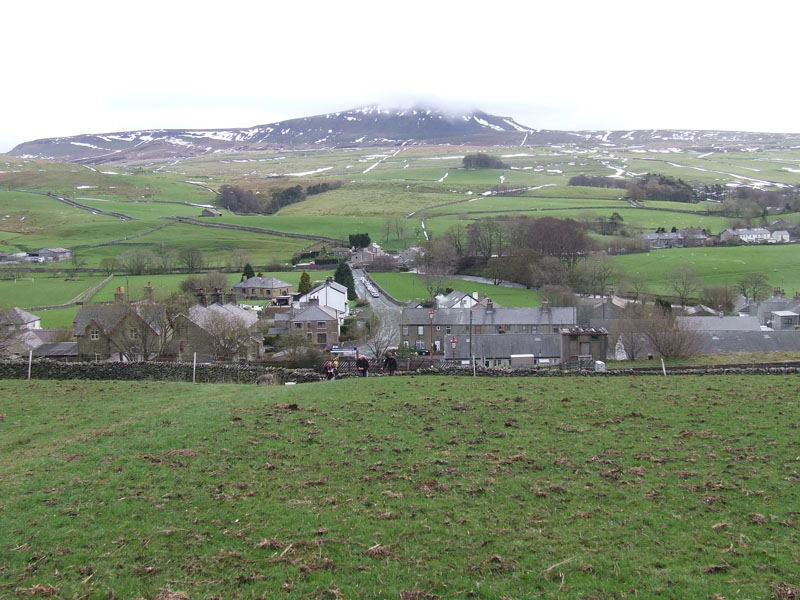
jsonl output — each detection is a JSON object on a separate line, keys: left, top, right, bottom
{"left": 1, "top": 376, "right": 798, "bottom": 598}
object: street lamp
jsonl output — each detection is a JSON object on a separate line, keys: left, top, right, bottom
{"left": 450, "top": 336, "right": 457, "bottom": 360}
{"left": 428, "top": 309, "right": 434, "bottom": 357}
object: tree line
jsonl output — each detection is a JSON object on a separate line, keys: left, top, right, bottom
{"left": 216, "top": 181, "right": 343, "bottom": 215}
{"left": 569, "top": 172, "right": 697, "bottom": 203}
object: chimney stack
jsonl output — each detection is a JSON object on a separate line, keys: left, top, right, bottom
{"left": 226, "top": 288, "right": 237, "bottom": 305}
{"left": 195, "top": 288, "right": 207, "bottom": 307}
{"left": 486, "top": 298, "right": 494, "bottom": 312}
{"left": 114, "top": 287, "right": 125, "bottom": 303}
{"left": 542, "top": 297, "right": 550, "bottom": 311}
{"left": 143, "top": 282, "right": 154, "bottom": 303}
{"left": 212, "top": 287, "right": 224, "bottom": 305}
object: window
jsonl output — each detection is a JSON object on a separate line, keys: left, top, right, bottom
{"left": 417, "top": 326, "right": 424, "bottom": 335}
{"left": 436, "top": 325, "right": 441, "bottom": 332}
{"left": 531, "top": 325, "right": 537, "bottom": 333}
{"left": 90, "top": 329, "right": 99, "bottom": 341}
{"left": 317, "top": 333, "right": 327, "bottom": 344}
{"left": 402, "top": 326, "right": 409, "bottom": 336}
{"left": 294, "top": 322, "right": 303, "bottom": 330}
{"left": 306, "top": 322, "right": 312, "bottom": 329}
{"left": 266, "top": 289, "right": 271, "bottom": 295}
{"left": 129, "top": 327, "right": 139, "bottom": 339}
{"left": 307, "top": 333, "right": 313, "bottom": 341}
{"left": 317, "top": 321, "right": 326, "bottom": 330}
{"left": 474, "top": 326, "right": 481, "bottom": 334}
{"left": 415, "top": 339, "right": 426, "bottom": 350}
{"left": 403, "top": 340, "right": 409, "bottom": 348}
{"left": 445, "top": 326, "right": 451, "bottom": 334}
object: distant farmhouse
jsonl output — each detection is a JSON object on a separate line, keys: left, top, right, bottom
{"left": 234, "top": 276, "right": 294, "bottom": 301}
{"left": 31, "top": 247, "right": 73, "bottom": 261}
{"left": 719, "top": 228, "right": 790, "bottom": 244}
{"left": 641, "top": 228, "right": 709, "bottom": 250}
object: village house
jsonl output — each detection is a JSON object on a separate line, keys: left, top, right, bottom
{"left": 0, "top": 307, "right": 60, "bottom": 357}
{"left": 172, "top": 303, "right": 262, "bottom": 362}
{"left": 73, "top": 302, "right": 170, "bottom": 361}
{"left": 296, "top": 277, "right": 349, "bottom": 322}
{"left": 719, "top": 227, "right": 786, "bottom": 244}
{"left": 641, "top": 228, "right": 710, "bottom": 250}
{"left": 399, "top": 300, "right": 577, "bottom": 355}
{"left": 201, "top": 208, "right": 222, "bottom": 217}
{"left": 233, "top": 276, "right": 294, "bottom": 301}
{"left": 269, "top": 299, "right": 340, "bottom": 349}
{"left": 448, "top": 333, "right": 563, "bottom": 367}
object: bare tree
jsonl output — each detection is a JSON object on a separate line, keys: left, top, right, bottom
{"left": 665, "top": 265, "right": 701, "bottom": 306}
{"left": 119, "top": 249, "right": 155, "bottom": 276}
{"left": 621, "top": 271, "right": 649, "bottom": 304}
{"left": 152, "top": 243, "right": 175, "bottom": 273}
{"left": 610, "top": 305, "right": 649, "bottom": 360}
{"left": 641, "top": 310, "right": 704, "bottom": 359}
{"left": 227, "top": 249, "right": 253, "bottom": 271}
{"left": 202, "top": 311, "right": 255, "bottom": 361}
{"left": 357, "top": 307, "right": 398, "bottom": 360}
{"left": 107, "top": 305, "right": 172, "bottom": 361}
{"left": 415, "top": 236, "right": 456, "bottom": 299}
{"left": 577, "top": 255, "right": 621, "bottom": 297}
{"left": 178, "top": 247, "right": 206, "bottom": 272}
{"left": 737, "top": 272, "right": 771, "bottom": 303}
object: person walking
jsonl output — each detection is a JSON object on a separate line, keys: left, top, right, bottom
{"left": 382, "top": 351, "right": 398, "bottom": 375}
{"left": 324, "top": 360, "right": 338, "bottom": 381}
{"left": 356, "top": 354, "right": 369, "bottom": 377}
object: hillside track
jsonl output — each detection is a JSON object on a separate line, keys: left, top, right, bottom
{"left": 168, "top": 216, "right": 347, "bottom": 245}
{"left": 15, "top": 189, "right": 136, "bottom": 221}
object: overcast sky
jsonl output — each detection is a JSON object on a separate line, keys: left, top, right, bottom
{"left": 3, "top": 0, "right": 799, "bottom": 152}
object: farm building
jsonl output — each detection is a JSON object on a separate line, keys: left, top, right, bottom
{"left": 31, "top": 247, "right": 73, "bottom": 261}
{"left": 201, "top": 208, "right": 222, "bottom": 217}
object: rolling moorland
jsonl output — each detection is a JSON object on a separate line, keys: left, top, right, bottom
{"left": 2, "top": 107, "right": 800, "bottom": 330}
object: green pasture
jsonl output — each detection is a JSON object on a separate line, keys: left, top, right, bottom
{"left": 1, "top": 375, "right": 798, "bottom": 598}
{"left": 74, "top": 197, "right": 201, "bottom": 219}
{"left": 371, "top": 272, "right": 539, "bottom": 306}
{"left": 615, "top": 244, "right": 800, "bottom": 295}
{"left": 0, "top": 274, "right": 106, "bottom": 308}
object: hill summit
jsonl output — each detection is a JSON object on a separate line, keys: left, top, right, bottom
{"left": 9, "top": 106, "right": 549, "bottom": 164}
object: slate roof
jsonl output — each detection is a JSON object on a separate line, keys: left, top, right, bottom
{"left": 73, "top": 304, "right": 168, "bottom": 337}
{"left": 32, "top": 342, "right": 78, "bottom": 358}
{"left": 0, "top": 307, "right": 40, "bottom": 327}
{"left": 234, "top": 276, "right": 292, "bottom": 290}
{"left": 401, "top": 306, "right": 576, "bottom": 327}
{"left": 450, "top": 333, "right": 561, "bottom": 360}
{"left": 700, "top": 330, "right": 800, "bottom": 354}
{"left": 186, "top": 303, "right": 260, "bottom": 329}
{"left": 676, "top": 316, "right": 762, "bottom": 331}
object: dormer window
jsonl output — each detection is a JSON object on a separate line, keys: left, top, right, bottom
{"left": 90, "top": 329, "right": 99, "bottom": 340}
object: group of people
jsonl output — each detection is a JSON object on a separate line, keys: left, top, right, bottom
{"left": 324, "top": 352, "right": 398, "bottom": 380}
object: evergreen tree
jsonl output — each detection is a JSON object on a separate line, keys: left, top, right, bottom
{"left": 334, "top": 262, "right": 357, "bottom": 301}
{"left": 298, "top": 270, "right": 313, "bottom": 295}
{"left": 243, "top": 263, "right": 255, "bottom": 280}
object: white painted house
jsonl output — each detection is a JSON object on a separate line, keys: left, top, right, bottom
{"left": 297, "top": 277, "right": 349, "bottom": 322}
